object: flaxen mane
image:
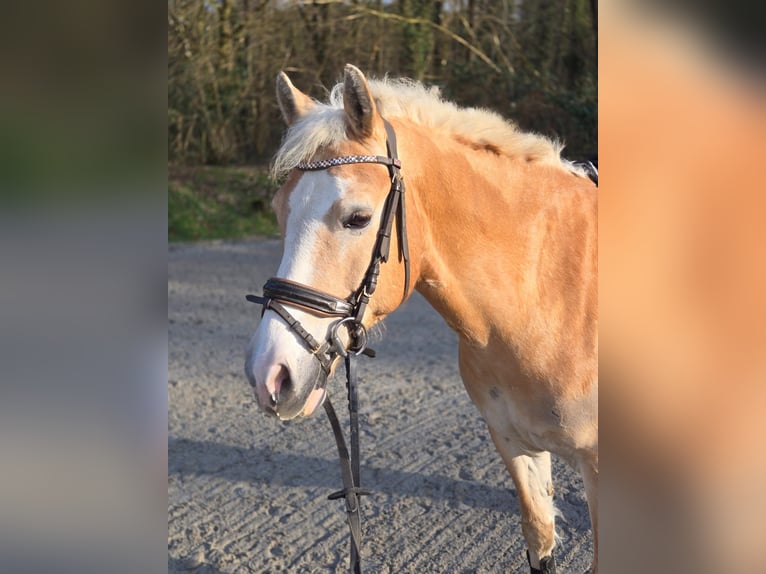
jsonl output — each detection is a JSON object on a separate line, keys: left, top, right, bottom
{"left": 273, "top": 77, "right": 567, "bottom": 178}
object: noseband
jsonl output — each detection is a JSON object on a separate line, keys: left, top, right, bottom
{"left": 246, "top": 118, "right": 409, "bottom": 574}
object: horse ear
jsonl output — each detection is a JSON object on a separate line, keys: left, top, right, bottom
{"left": 276, "top": 71, "right": 314, "bottom": 126}
{"left": 343, "top": 64, "right": 379, "bottom": 138}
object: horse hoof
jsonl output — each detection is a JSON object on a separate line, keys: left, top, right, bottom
{"left": 527, "top": 550, "right": 556, "bottom": 573}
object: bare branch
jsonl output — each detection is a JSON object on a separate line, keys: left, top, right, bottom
{"left": 348, "top": 5, "right": 503, "bottom": 74}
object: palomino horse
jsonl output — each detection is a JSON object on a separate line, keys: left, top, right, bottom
{"left": 245, "top": 65, "right": 598, "bottom": 573}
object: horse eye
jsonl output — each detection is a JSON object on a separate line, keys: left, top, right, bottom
{"left": 343, "top": 212, "right": 372, "bottom": 229}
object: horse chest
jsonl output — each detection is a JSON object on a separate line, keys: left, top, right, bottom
{"left": 458, "top": 341, "right": 587, "bottom": 457}
{"left": 483, "top": 382, "right": 563, "bottom": 450}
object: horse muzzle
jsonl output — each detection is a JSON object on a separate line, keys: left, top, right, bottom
{"left": 245, "top": 356, "right": 328, "bottom": 420}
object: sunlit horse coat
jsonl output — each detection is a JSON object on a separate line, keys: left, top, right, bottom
{"left": 246, "top": 65, "right": 598, "bottom": 573}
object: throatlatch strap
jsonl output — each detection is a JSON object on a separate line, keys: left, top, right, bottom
{"left": 382, "top": 119, "right": 411, "bottom": 299}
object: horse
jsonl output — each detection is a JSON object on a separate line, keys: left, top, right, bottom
{"left": 245, "top": 64, "right": 598, "bottom": 573}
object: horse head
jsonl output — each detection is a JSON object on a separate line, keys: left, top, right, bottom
{"left": 245, "top": 65, "right": 413, "bottom": 420}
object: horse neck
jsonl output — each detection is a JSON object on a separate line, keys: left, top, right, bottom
{"left": 401, "top": 123, "right": 598, "bottom": 353}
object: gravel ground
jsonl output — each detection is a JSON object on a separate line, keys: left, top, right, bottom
{"left": 168, "top": 238, "right": 592, "bottom": 574}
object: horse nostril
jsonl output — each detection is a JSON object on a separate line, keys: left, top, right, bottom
{"left": 272, "top": 364, "right": 292, "bottom": 405}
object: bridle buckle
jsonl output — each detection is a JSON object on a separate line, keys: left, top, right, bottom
{"left": 330, "top": 317, "right": 369, "bottom": 358}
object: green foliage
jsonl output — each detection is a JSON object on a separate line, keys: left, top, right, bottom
{"left": 400, "top": 0, "right": 437, "bottom": 81}
{"left": 168, "top": 166, "right": 279, "bottom": 242}
{"left": 169, "top": 0, "right": 597, "bottom": 164}
{"left": 168, "top": 0, "right": 597, "bottom": 240}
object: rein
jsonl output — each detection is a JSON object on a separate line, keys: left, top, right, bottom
{"left": 246, "top": 118, "right": 408, "bottom": 574}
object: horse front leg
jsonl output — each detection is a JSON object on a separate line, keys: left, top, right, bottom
{"left": 488, "top": 430, "right": 558, "bottom": 573}
{"left": 458, "top": 343, "right": 558, "bottom": 572}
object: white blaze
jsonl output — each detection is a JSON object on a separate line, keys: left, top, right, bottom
{"left": 276, "top": 171, "right": 344, "bottom": 283}
{"left": 246, "top": 172, "right": 349, "bottom": 409}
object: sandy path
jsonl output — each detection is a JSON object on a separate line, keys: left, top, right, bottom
{"left": 168, "top": 239, "right": 592, "bottom": 573}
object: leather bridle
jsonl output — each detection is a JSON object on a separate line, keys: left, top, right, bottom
{"left": 246, "top": 118, "right": 409, "bottom": 574}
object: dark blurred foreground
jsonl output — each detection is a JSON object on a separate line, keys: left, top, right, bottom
{"left": 0, "top": 2, "right": 167, "bottom": 573}
{"left": 0, "top": 1, "right": 765, "bottom": 573}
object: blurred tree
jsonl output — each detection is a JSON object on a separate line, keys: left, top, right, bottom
{"left": 399, "top": 0, "right": 436, "bottom": 81}
{"left": 167, "top": 0, "right": 597, "bottom": 165}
